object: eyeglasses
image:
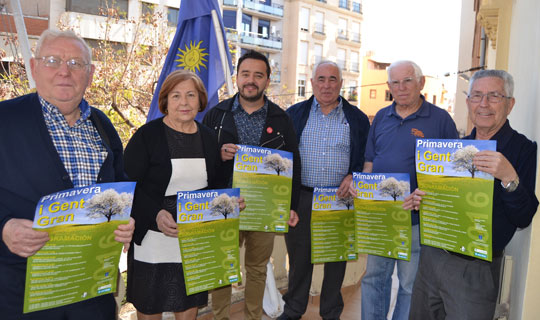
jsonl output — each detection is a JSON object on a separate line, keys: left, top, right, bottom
{"left": 467, "top": 92, "right": 511, "bottom": 103}
{"left": 388, "top": 77, "right": 418, "bottom": 88}
{"left": 37, "top": 56, "right": 90, "bottom": 71}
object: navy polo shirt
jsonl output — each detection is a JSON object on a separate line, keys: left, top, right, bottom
{"left": 365, "top": 96, "right": 458, "bottom": 225}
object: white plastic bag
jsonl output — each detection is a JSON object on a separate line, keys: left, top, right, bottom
{"left": 263, "top": 261, "right": 285, "bottom": 318}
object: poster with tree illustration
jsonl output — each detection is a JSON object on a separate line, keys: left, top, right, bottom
{"left": 24, "top": 182, "right": 135, "bottom": 313}
{"left": 232, "top": 145, "right": 293, "bottom": 232}
{"left": 415, "top": 138, "right": 496, "bottom": 261}
{"left": 311, "top": 187, "right": 357, "bottom": 263}
{"left": 176, "top": 188, "right": 241, "bottom": 295}
{"left": 353, "top": 173, "right": 412, "bottom": 260}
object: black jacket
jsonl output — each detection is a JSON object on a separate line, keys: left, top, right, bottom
{"left": 124, "top": 118, "right": 221, "bottom": 244}
{"left": 203, "top": 94, "right": 301, "bottom": 211}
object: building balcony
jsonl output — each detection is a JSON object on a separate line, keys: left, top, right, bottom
{"left": 337, "top": 30, "right": 348, "bottom": 41}
{"left": 243, "top": 0, "right": 284, "bottom": 18}
{"left": 339, "top": 0, "right": 350, "bottom": 10}
{"left": 240, "top": 31, "right": 282, "bottom": 50}
{"left": 337, "top": 59, "right": 347, "bottom": 71}
{"left": 223, "top": 0, "right": 238, "bottom": 7}
{"left": 350, "top": 32, "right": 361, "bottom": 43}
{"left": 350, "top": 62, "right": 360, "bottom": 73}
{"left": 314, "top": 23, "right": 325, "bottom": 35}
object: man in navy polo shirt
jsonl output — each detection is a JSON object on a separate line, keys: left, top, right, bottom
{"left": 405, "top": 69, "right": 538, "bottom": 319}
{"left": 360, "top": 60, "right": 458, "bottom": 320}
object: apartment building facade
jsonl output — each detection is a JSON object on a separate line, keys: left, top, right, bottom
{"left": 282, "top": 0, "right": 363, "bottom": 105}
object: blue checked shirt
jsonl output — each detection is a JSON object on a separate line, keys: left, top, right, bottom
{"left": 299, "top": 98, "right": 350, "bottom": 187}
{"left": 232, "top": 95, "right": 268, "bottom": 145}
{"left": 40, "top": 96, "right": 107, "bottom": 188}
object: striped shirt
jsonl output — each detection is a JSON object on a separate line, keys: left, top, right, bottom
{"left": 299, "top": 98, "right": 350, "bottom": 187}
{"left": 39, "top": 96, "right": 107, "bottom": 187}
{"left": 232, "top": 95, "right": 268, "bottom": 146}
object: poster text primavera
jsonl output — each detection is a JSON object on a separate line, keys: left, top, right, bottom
{"left": 24, "top": 182, "right": 135, "bottom": 313}
{"left": 232, "top": 144, "right": 292, "bottom": 232}
{"left": 177, "top": 188, "right": 241, "bottom": 295}
{"left": 416, "top": 138, "right": 496, "bottom": 261}
{"left": 353, "top": 173, "right": 411, "bottom": 261}
{"left": 311, "top": 187, "right": 357, "bottom": 263}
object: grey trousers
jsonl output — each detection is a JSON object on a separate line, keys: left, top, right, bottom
{"left": 409, "top": 245, "right": 503, "bottom": 320}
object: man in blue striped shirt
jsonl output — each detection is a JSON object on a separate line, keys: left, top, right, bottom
{"left": 280, "top": 60, "right": 370, "bottom": 320}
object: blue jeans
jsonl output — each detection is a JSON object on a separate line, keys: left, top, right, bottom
{"left": 361, "top": 224, "right": 420, "bottom": 320}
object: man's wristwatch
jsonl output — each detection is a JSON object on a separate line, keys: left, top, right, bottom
{"left": 501, "top": 176, "right": 520, "bottom": 192}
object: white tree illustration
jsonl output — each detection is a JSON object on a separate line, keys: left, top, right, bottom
{"left": 336, "top": 195, "right": 355, "bottom": 210}
{"left": 210, "top": 194, "right": 239, "bottom": 219}
{"left": 86, "top": 189, "right": 133, "bottom": 222}
{"left": 452, "top": 145, "right": 480, "bottom": 178}
{"left": 263, "top": 153, "right": 292, "bottom": 176}
{"left": 379, "top": 178, "right": 410, "bottom": 201}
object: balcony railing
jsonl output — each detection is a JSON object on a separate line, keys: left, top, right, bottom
{"left": 352, "top": 1, "right": 362, "bottom": 14}
{"left": 243, "top": 0, "right": 284, "bottom": 17}
{"left": 339, "top": 0, "right": 350, "bottom": 10}
{"left": 314, "top": 23, "right": 325, "bottom": 34}
{"left": 337, "top": 59, "right": 347, "bottom": 71}
{"left": 223, "top": 0, "right": 238, "bottom": 6}
{"left": 337, "top": 30, "right": 348, "bottom": 41}
{"left": 240, "top": 30, "right": 283, "bottom": 50}
{"left": 350, "top": 62, "right": 359, "bottom": 72}
{"left": 350, "top": 31, "right": 361, "bottom": 43}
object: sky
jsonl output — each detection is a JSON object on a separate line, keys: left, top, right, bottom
{"left": 361, "top": 0, "right": 463, "bottom": 80}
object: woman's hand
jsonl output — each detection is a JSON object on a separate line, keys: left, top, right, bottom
{"left": 221, "top": 143, "right": 239, "bottom": 161}
{"left": 156, "top": 210, "right": 178, "bottom": 237}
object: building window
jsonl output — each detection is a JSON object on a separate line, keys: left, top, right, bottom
{"left": 258, "top": 19, "right": 270, "bottom": 38}
{"left": 223, "top": 10, "right": 237, "bottom": 29}
{"left": 339, "top": 0, "right": 349, "bottom": 10}
{"left": 300, "top": 7, "right": 310, "bottom": 31}
{"left": 349, "top": 81, "right": 357, "bottom": 101}
{"left": 242, "top": 13, "right": 252, "bottom": 32}
{"left": 370, "top": 89, "right": 376, "bottom": 99}
{"left": 351, "top": 21, "right": 361, "bottom": 42}
{"left": 167, "top": 7, "right": 179, "bottom": 26}
{"left": 298, "top": 75, "right": 306, "bottom": 97}
{"left": 338, "top": 18, "right": 347, "bottom": 40}
{"left": 141, "top": 2, "right": 153, "bottom": 18}
{"left": 67, "top": 0, "right": 128, "bottom": 18}
{"left": 385, "top": 90, "right": 393, "bottom": 101}
{"left": 337, "top": 48, "right": 346, "bottom": 70}
{"left": 352, "top": 1, "right": 362, "bottom": 13}
{"left": 313, "top": 44, "right": 323, "bottom": 65}
{"left": 350, "top": 51, "right": 359, "bottom": 72}
{"left": 299, "top": 41, "right": 308, "bottom": 65}
{"left": 314, "top": 11, "right": 324, "bottom": 34}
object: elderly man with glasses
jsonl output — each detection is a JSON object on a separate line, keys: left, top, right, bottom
{"left": 360, "top": 60, "right": 458, "bottom": 320}
{"left": 404, "top": 69, "right": 538, "bottom": 320}
{"left": 0, "top": 29, "right": 134, "bottom": 320}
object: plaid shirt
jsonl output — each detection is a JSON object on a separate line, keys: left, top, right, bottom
{"left": 299, "top": 98, "right": 350, "bottom": 187}
{"left": 39, "top": 96, "right": 107, "bottom": 188}
{"left": 232, "top": 95, "right": 268, "bottom": 145}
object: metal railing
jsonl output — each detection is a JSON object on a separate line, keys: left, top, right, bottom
{"left": 240, "top": 30, "right": 283, "bottom": 50}
{"left": 314, "top": 23, "right": 325, "bottom": 34}
{"left": 243, "top": 0, "right": 284, "bottom": 17}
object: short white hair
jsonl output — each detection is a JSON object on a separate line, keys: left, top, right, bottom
{"left": 387, "top": 60, "right": 423, "bottom": 81}
{"left": 312, "top": 60, "right": 342, "bottom": 81}
{"left": 468, "top": 69, "right": 514, "bottom": 97}
{"left": 35, "top": 29, "right": 92, "bottom": 62}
